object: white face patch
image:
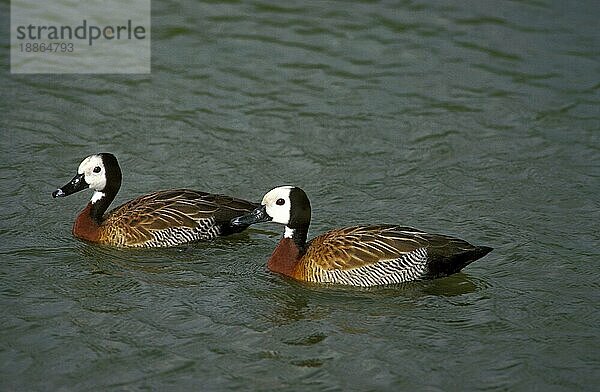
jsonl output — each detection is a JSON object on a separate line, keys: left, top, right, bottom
{"left": 262, "top": 186, "right": 293, "bottom": 225}
{"left": 78, "top": 154, "right": 107, "bottom": 192}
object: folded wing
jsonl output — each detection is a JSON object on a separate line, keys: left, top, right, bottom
{"left": 102, "top": 189, "right": 258, "bottom": 246}
{"left": 304, "top": 225, "right": 483, "bottom": 286}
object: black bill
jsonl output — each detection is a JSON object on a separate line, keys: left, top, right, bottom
{"left": 230, "top": 204, "right": 272, "bottom": 227}
{"left": 52, "top": 173, "right": 88, "bottom": 198}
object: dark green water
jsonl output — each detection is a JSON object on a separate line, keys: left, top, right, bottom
{"left": 1, "top": 0, "right": 599, "bottom": 390}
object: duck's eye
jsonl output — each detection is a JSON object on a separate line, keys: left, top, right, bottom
{"left": 93, "top": 166, "right": 101, "bottom": 173}
{"left": 276, "top": 198, "right": 285, "bottom": 206}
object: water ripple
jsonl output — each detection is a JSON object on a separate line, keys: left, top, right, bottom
{"left": 2, "top": 0, "right": 599, "bottom": 390}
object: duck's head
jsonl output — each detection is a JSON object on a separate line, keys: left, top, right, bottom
{"left": 52, "top": 153, "right": 122, "bottom": 203}
{"left": 232, "top": 186, "right": 311, "bottom": 238}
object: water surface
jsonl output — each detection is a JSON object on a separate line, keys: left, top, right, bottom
{"left": 1, "top": 0, "right": 599, "bottom": 390}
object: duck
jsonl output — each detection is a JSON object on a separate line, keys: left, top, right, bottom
{"left": 231, "top": 186, "right": 492, "bottom": 287}
{"left": 52, "top": 153, "right": 259, "bottom": 247}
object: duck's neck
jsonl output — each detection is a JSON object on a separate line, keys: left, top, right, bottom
{"left": 73, "top": 191, "right": 115, "bottom": 242}
{"left": 267, "top": 226, "right": 308, "bottom": 276}
{"left": 88, "top": 191, "right": 114, "bottom": 224}
{"left": 285, "top": 225, "right": 308, "bottom": 252}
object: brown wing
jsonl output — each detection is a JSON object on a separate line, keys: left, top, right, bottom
{"left": 298, "top": 225, "right": 492, "bottom": 287}
{"left": 305, "top": 225, "right": 476, "bottom": 271}
{"left": 302, "top": 225, "right": 481, "bottom": 286}
{"left": 101, "top": 189, "right": 258, "bottom": 246}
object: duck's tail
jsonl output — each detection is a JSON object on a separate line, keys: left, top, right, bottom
{"left": 425, "top": 245, "right": 493, "bottom": 279}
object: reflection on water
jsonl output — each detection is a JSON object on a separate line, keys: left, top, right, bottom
{"left": 1, "top": 0, "right": 599, "bottom": 390}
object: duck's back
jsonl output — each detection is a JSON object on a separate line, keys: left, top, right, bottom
{"left": 299, "top": 225, "right": 491, "bottom": 286}
{"left": 99, "top": 189, "right": 258, "bottom": 247}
